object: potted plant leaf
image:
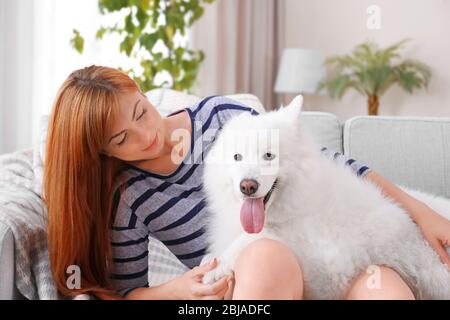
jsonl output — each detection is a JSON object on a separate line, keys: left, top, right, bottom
{"left": 71, "top": 0, "right": 216, "bottom": 93}
{"left": 318, "top": 40, "right": 432, "bottom": 115}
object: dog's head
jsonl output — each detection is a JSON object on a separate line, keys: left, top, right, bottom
{"left": 204, "top": 95, "right": 311, "bottom": 234}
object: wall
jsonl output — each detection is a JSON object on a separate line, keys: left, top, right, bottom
{"left": 282, "top": 0, "right": 450, "bottom": 120}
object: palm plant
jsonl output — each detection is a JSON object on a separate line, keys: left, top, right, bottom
{"left": 318, "top": 40, "right": 431, "bottom": 115}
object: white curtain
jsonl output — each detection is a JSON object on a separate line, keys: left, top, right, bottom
{"left": 191, "top": 0, "right": 286, "bottom": 110}
{"left": 0, "top": 0, "right": 35, "bottom": 154}
{"left": 0, "top": 0, "right": 141, "bottom": 155}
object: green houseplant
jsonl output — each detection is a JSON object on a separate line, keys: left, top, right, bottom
{"left": 319, "top": 40, "right": 432, "bottom": 115}
{"left": 71, "top": 0, "right": 215, "bottom": 92}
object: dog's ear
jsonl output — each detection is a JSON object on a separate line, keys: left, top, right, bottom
{"left": 284, "top": 95, "right": 303, "bottom": 119}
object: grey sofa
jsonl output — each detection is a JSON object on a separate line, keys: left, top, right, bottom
{"left": 1, "top": 102, "right": 450, "bottom": 299}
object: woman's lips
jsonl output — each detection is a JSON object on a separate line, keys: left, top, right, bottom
{"left": 143, "top": 133, "right": 158, "bottom": 151}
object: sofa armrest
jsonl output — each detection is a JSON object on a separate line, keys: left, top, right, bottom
{"left": 0, "top": 220, "right": 24, "bottom": 299}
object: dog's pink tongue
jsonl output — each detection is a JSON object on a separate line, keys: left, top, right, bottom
{"left": 240, "top": 197, "right": 265, "bottom": 234}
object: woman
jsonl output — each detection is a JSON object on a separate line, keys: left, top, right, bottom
{"left": 44, "top": 65, "right": 450, "bottom": 300}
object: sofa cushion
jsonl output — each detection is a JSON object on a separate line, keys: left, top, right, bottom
{"left": 301, "top": 112, "right": 343, "bottom": 153}
{"left": 344, "top": 116, "right": 450, "bottom": 198}
{"left": 146, "top": 89, "right": 267, "bottom": 116}
{"left": 145, "top": 89, "right": 201, "bottom": 116}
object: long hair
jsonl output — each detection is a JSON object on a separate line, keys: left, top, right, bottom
{"left": 44, "top": 65, "right": 139, "bottom": 299}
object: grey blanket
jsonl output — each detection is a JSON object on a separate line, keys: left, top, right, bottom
{"left": 0, "top": 113, "right": 91, "bottom": 299}
{"left": 0, "top": 148, "right": 72, "bottom": 299}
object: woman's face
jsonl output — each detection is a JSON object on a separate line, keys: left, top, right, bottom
{"left": 102, "top": 90, "right": 165, "bottom": 162}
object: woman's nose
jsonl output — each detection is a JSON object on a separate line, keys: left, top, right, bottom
{"left": 136, "top": 127, "right": 152, "bottom": 148}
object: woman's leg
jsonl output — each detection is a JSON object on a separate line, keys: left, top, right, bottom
{"left": 344, "top": 266, "right": 415, "bottom": 300}
{"left": 230, "top": 238, "right": 303, "bottom": 300}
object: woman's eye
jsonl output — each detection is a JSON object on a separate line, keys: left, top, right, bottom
{"left": 117, "top": 134, "right": 127, "bottom": 146}
{"left": 234, "top": 154, "right": 243, "bottom": 161}
{"left": 137, "top": 109, "right": 147, "bottom": 120}
{"left": 263, "top": 152, "right": 276, "bottom": 160}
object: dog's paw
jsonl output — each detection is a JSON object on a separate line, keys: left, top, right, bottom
{"left": 202, "top": 260, "right": 234, "bottom": 285}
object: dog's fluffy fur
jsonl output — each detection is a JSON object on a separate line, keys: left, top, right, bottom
{"left": 200, "top": 95, "right": 450, "bottom": 299}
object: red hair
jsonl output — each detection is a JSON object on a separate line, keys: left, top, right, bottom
{"left": 44, "top": 65, "right": 139, "bottom": 299}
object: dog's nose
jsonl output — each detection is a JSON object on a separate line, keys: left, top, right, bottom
{"left": 240, "top": 179, "right": 259, "bottom": 196}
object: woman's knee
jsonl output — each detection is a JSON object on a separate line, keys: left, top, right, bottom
{"left": 233, "top": 238, "right": 303, "bottom": 299}
{"left": 345, "top": 265, "right": 415, "bottom": 300}
{"left": 235, "top": 239, "right": 299, "bottom": 273}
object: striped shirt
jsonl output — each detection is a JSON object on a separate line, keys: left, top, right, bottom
{"left": 110, "top": 96, "right": 371, "bottom": 295}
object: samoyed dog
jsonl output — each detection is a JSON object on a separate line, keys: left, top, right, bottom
{"left": 200, "top": 95, "right": 450, "bottom": 299}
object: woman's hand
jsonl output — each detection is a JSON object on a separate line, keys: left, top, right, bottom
{"left": 171, "top": 257, "right": 233, "bottom": 300}
{"left": 414, "top": 204, "right": 450, "bottom": 269}
{"left": 124, "top": 257, "right": 233, "bottom": 300}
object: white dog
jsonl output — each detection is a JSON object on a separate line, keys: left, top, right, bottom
{"left": 200, "top": 95, "right": 450, "bottom": 299}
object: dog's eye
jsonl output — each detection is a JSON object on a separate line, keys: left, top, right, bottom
{"left": 234, "top": 154, "right": 243, "bottom": 161}
{"left": 263, "top": 152, "right": 276, "bottom": 161}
